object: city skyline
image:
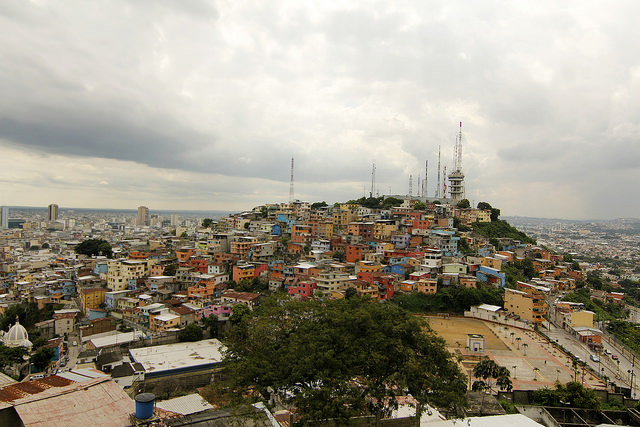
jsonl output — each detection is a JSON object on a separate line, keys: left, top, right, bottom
{"left": 1, "top": 1, "right": 639, "bottom": 220}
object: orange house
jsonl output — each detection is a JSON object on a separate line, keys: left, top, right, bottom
{"left": 346, "top": 245, "right": 366, "bottom": 263}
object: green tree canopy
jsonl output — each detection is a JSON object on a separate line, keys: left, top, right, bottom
{"left": 532, "top": 382, "right": 600, "bottom": 410}
{"left": 0, "top": 344, "right": 28, "bottom": 370}
{"left": 457, "top": 199, "right": 471, "bottom": 209}
{"left": 178, "top": 322, "right": 203, "bottom": 342}
{"left": 31, "top": 347, "right": 54, "bottom": 372}
{"left": 472, "top": 359, "right": 513, "bottom": 393}
{"left": 223, "top": 296, "right": 467, "bottom": 422}
{"left": 202, "top": 218, "right": 213, "bottom": 228}
{"left": 413, "top": 201, "right": 427, "bottom": 210}
{"left": 74, "top": 239, "right": 112, "bottom": 258}
{"left": 310, "top": 201, "right": 328, "bottom": 210}
{"left": 477, "top": 201, "right": 492, "bottom": 210}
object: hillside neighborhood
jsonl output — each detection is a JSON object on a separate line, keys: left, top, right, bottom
{"left": 0, "top": 199, "right": 639, "bottom": 426}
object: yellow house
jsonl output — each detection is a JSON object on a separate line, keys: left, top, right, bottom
{"left": 416, "top": 279, "right": 437, "bottom": 295}
{"left": 504, "top": 288, "right": 546, "bottom": 325}
{"left": 81, "top": 288, "right": 107, "bottom": 314}
{"left": 357, "top": 261, "right": 382, "bottom": 273}
{"left": 571, "top": 310, "right": 594, "bottom": 328}
{"left": 481, "top": 257, "right": 503, "bottom": 271}
{"left": 151, "top": 312, "right": 181, "bottom": 332}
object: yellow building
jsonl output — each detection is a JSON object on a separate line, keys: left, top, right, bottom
{"left": 571, "top": 310, "right": 594, "bottom": 328}
{"left": 504, "top": 288, "right": 546, "bottom": 325}
{"left": 481, "top": 257, "right": 503, "bottom": 271}
{"left": 80, "top": 288, "right": 107, "bottom": 314}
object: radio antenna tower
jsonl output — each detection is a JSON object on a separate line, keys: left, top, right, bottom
{"left": 370, "top": 162, "right": 376, "bottom": 198}
{"left": 424, "top": 160, "right": 428, "bottom": 198}
{"left": 436, "top": 146, "right": 441, "bottom": 198}
{"left": 289, "top": 157, "right": 294, "bottom": 203}
{"left": 442, "top": 166, "right": 447, "bottom": 199}
{"left": 409, "top": 174, "right": 413, "bottom": 197}
{"left": 456, "top": 121, "right": 463, "bottom": 171}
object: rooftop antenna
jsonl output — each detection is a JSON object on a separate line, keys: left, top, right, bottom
{"left": 436, "top": 146, "right": 441, "bottom": 198}
{"left": 289, "top": 157, "right": 294, "bottom": 203}
{"left": 370, "top": 162, "right": 376, "bottom": 198}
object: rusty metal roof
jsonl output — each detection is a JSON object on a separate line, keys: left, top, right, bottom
{"left": 0, "top": 376, "right": 74, "bottom": 403}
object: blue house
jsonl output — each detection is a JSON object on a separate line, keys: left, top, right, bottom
{"left": 476, "top": 265, "right": 506, "bottom": 287}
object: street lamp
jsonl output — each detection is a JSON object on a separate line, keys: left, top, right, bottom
{"left": 513, "top": 365, "right": 517, "bottom": 379}
{"left": 628, "top": 369, "right": 636, "bottom": 398}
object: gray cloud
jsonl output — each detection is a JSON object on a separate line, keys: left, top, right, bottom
{"left": 0, "top": 0, "right": 639, "bottom": 218}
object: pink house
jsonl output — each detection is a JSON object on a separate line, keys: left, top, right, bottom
{"left": 203, "top": 304, "right": 233, "bottom": 319}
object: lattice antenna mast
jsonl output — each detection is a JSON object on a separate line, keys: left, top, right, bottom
{"left": 370, "top": 162, "right": 376, "bottom": 198}
{"left": 436, "top": 146, "right": 441, "bottom": 198}
{"left": 424, "top": 160, "right": 428, "bottom": 198}
{"left": 442, "top": 166, "right": 447, "bottom": 199}
{"left": 456, "top": 121, "right": 463, "bottom": 171}
{"left": 409, "top": 175, "right": 413, "bottom": 197}
{"left": 289, "top": 157, "right": 294, "bottom": 203}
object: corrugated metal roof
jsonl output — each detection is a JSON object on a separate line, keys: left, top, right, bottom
{"left": 0, "top": 376, "right": 74, "bottom": 403}
{"left": 12, "top": 377, "right": 135, "bottom": 426}
{"left": 155, "top": 393, "right": 214, "bottom": 415}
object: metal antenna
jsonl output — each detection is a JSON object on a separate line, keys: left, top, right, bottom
{"left": 289, "top": 157, "right": 294, "bottom": 203}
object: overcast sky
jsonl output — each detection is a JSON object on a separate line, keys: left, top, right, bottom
{"left": 1, "top": 1, "right": 639, "bottom": 219}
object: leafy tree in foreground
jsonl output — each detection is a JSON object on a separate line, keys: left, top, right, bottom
{"left": 223, "top": 296, "right": 467, "bottom": 422}
{"left": 472, "top": 359, "right": 512, "bottom": 393}
{"left": 74, "top": 239, "right": 112, "bottom": 258}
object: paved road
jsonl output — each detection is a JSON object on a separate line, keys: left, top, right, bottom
{"left": 545, "top": 296, "right": 640, "bottom": 397}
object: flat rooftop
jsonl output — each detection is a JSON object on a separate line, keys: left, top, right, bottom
{"left": 129, "top": 339, "right": 226, "bottom": 376}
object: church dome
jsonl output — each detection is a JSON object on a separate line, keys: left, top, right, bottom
{"left": 4, "top": 318, "right": 31, "bottom": 349}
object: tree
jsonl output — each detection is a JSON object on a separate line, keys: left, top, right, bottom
{"left": 31, "top": 347, "right": 54, "bottom": 372}
{"left": 413, "top": 201, "right": 427, "bottom": 210}
{"left": 333, "top": 249, "right": 346, "bottom": 262}
{"left": 223, "top": 296, "right": 467, "bottom": 422}
{"left": 202, "top": 218, "right": 213, "bottom": 228}
{"left": 456, "top": 199, "right": 470, "bottom": 209}
{"left": 477, "top": 201, "right": 492, "bottom": 210}
{"left": 0, "top": 344, "right": 28, "bottom": 370}
{"left": 472, "top": 359, "right": 513, "bottom": 393}
{"left": 532, "top": 382, "right": 600, "bottom": 410}
{"left": 311, "top": 201, "right": 328, "bottom": 210}
{"left": 74, "top": 239, "right": 112, "bottom": 258}
{"left": 178, "top": 322, "right": 203, "bottom": 342}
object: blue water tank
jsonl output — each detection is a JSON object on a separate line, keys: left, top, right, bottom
{"left": 135, "top": 393, "right": 156, "bottom": 419}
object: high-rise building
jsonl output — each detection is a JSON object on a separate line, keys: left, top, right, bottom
{"left": 137, "top": 206, "right": 150, "bottom": 226}
{"left": 48, "top": 204, "right": 59, "bottom": 221}
{"left": 0, "top": 206, "right": 8, "bottom": 229}
{"left": 171, "top": 214, "right": 179, "bottom": 227}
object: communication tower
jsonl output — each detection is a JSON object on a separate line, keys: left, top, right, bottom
{"left": 448, "top": 122, "right": 465, "bottom": 201}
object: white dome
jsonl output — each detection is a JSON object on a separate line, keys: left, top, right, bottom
{"left": 4, "top": 319, "right": 30, "bottom": 348}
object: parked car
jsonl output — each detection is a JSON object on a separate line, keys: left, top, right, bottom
{"left": 604, "top": 348, "right": 611, "bottom": 355}
{"left": 612, "top": 354, "right": 619, "bottom": 360}
{"left": 590, "top": 354, "right": 600, "bottom": 362}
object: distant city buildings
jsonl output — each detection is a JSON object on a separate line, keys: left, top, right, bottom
{"left": 137, "top": 206, "right": 150, "bottom": 226}
{"left": 47, "top": 203, "right": 59, "bottom": 221}
{"left": 0, "top": 206, "right": 7, "bottom": 229}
